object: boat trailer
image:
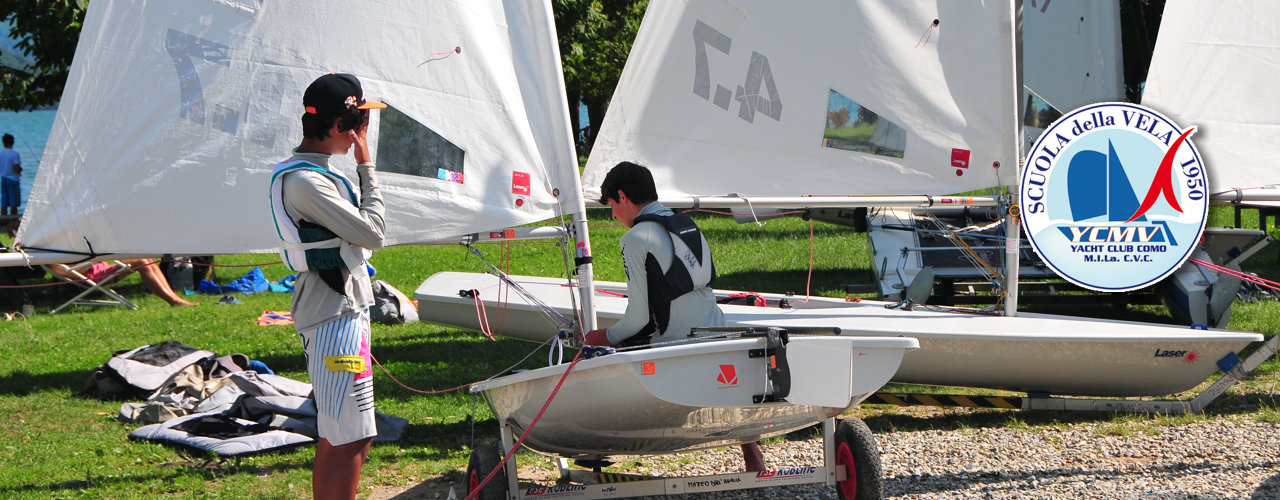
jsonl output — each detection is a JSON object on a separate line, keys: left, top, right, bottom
{"left": 868, "top": 333, "right": 1280, "bottom": 415}
{"left": 466, "top": 416, "right": 880, "bottom": 500}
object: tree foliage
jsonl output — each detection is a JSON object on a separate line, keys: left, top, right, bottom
{"left": 0, "top": 1, "right": 1167, "bottom": 123}
{"left": 0, "top": 0, "right": 88, "bottom": 111}
{"left": 553, "top": 0, "right": 647, "bottom": 151}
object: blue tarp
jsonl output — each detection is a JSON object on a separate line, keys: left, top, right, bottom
{"left": 197, "top": 267, "right": 270, "bottom": 295}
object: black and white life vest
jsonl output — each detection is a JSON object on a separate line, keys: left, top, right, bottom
{"left": 268, "top": 160, "right": 369, "bottom": 273}
{"left": 624, "top": 212, "right": 715, "bottom": 345}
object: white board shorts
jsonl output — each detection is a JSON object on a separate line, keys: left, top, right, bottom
{"left": 298, "top": 310, "right": 376, "bottom": 446}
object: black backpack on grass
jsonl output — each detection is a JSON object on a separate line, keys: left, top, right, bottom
{"left": 81, "top": 340, "right": 216, "bottom": 400}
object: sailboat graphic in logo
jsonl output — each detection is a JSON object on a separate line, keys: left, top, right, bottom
{"left": 1061, "top": 140, "right": 1176, "bottom": 246}
{"left": 1020, "top": 102, "right": 1208, "bottom": 292}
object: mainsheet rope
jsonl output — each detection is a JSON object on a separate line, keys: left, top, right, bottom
{"left": 1189, "top": 257, "right": 1280, "bottom": 293}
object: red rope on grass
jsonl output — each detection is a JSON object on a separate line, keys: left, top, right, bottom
{"left": 370, "top": 354, "right": 480, "bottom": 395}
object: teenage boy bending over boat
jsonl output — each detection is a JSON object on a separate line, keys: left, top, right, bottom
{"left": 268, "top": 73, "right": 386, "bottom": 500}
{"left": 586, "top": 161, "right": 766, "bottom": 472}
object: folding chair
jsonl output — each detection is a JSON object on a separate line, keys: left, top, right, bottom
{"left": 44, "top": 260, "right": 139, "bottom": 314}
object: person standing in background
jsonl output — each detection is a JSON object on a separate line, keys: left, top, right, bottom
{"left": 0, "top": 133, "right": 21, "bottom": 216}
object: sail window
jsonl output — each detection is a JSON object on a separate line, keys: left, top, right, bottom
{"left": 821, "top": 89, "right": 905, "bottom": 158}
{"left": 375, "top": 105, "right": 466, "bottom": 183}
{"left": 1023, "top": 91, "right": 1063, "bottom": 146}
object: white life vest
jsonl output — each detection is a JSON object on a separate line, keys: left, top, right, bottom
{"left": 268, "top": 160, "right": 369, "bottom": 273}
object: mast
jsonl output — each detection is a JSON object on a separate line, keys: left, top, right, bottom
{"left": 570, "top": 209, "right": 598, "bottom": 333}
{"left": 1004, "top": 0, "right": 1024, "bottom": 317}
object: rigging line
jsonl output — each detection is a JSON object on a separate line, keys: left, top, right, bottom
{"left": 1189, "top": 257, "right": 1280, "bottom": 292}
{"left": 555, "top": 225, "right": 586, "bottom": 338}
{"left": 371, "top": 353, "right": 478, "bottom": 395}
{"left": 467, "top": 244, "right": 574, "bottom": 329}
{"left": 927, "top": 213, "right": 1004, "bottom": 285}
{"left": 726, "top": 193, "right": 764, "bottom": 227}
{"left": 416, "top": 46, "right": 462, "bottom": 67}
{"left": 790, "top": 217, "right": 818, "bottom": 305}
{"left": 495, "top": 241, "right": 513, "bottom": 336}
{"left": 372, "top": 331, "right": 562, "bottom": 395}
{"left": 915, "top": 18, "right": 940, "bottom": 48}
{"left": 471, "top": 290, "right": 498, "bottom": 341}
{"left": 0, "top": 279, "right": 96, "bottom": 289}
{"left": 685, "top": 207, "right": 805, "bottom": 218}
{"left": 466, "top": 349, "right": 585, "bottom": 500}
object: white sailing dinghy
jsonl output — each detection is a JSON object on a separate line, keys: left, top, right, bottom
{"left": 415, "top": 0, "right": 1266, "bottom": 398}
{"left": 473, "top": 331, "right": 915, "bottom": 456}
{"left": 12, "top": 1, "right": 918, "bottom": 496}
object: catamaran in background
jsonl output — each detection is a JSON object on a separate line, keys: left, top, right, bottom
{"left": 416, "top": 0, "right": 1274, "bottom": 402}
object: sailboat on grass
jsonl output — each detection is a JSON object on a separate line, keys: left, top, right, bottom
{"left": 6, "top": 1, "right": 918, "bottom": 498}
{"left": 415, "top": 0, "right": 1267, "bottom": 401}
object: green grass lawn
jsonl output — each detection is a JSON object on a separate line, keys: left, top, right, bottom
{"left": 0, "top": 207, "right": 1277, "bottom": 498}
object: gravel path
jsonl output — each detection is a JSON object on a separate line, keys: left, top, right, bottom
{"left": 381, "top": 413, "right": 1280, "bottom": 499}
{"left": 603, "top": 416, "right": 1280, "bottom": 499}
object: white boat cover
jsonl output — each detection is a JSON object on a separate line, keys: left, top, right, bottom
{"left": 19, "top": 0, "right": 580, "bottom": 256}
{"left": 582, "top": 0, "right": 1020, "bottom": 199}
{"left": 1142, "top": 0, "right": 1280, "bottom": 201}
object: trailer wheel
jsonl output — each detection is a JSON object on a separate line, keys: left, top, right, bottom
{"left": 466, "top": 442, "right": 509, "bottom": 500}
{"left": 834, "top": 418, "right": 882, "bottom": 500}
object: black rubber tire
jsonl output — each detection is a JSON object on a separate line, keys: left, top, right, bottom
{"left": 466, "top": 442, "right": 509, "bottom": 500}
{"left": 834, "top": 418, "right": 883, "bottom": 500}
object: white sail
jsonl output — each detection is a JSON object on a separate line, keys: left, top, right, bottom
{"left": 1022, "top": 1, "right": 1123, "bottom": 114}
{"left": 18, "top": 0, "right": 580, "bottom": 256}
{"left": 1020, "top": 0, "right": 1123, "bottom": 154}
{"left": 582, "top": 0, "right": 1020, "bottom": 199}
{"left": 1142, "top": 0, "right": 1280, "bottom": 205}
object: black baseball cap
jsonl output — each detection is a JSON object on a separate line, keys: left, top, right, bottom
{"left": 303, "top": 73, "right": 387, "bottom": 117}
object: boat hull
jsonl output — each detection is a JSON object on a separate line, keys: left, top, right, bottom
{"left": 416, "top": 272, "right": 1264, "bottom": 397}
{"left": 470, "top": 335, "right": 915, "bottom": 457}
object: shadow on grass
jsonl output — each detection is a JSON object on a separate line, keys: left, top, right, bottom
{"left": 377, "top": 417, "right": 504, "bottom": 461}
{"left": 0, "top": 369, "right": 88, "bottom": 397}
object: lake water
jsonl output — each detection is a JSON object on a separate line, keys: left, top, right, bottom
{"left": 0, "top": 108, "right": 55, "bottom": 213}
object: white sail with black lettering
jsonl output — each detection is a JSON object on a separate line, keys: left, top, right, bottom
{"left": 583, "top": 0, "right": 1020, "bottom": 199}
{"left": 19, "top": 0, "right": 580, "bottom": 256}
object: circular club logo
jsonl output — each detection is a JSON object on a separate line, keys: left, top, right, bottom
{"left": 1021, "top": 102, "right": 1208, "bottom": 292}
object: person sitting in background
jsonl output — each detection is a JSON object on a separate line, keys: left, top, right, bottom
{"left": 49, "top": 258, "right": 195, "bottom": 307}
